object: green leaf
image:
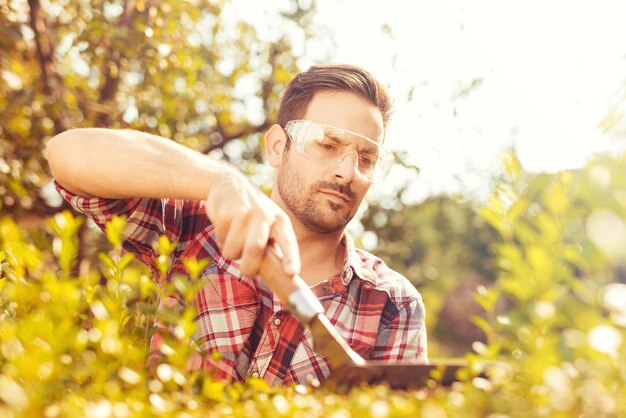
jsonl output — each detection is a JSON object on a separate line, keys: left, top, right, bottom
{"left": 182, "top": 257, "right": 210, "bottom": 280}
{"left": 104, "top": 215, "right": 127, "bottom": 248}
{"left": 471, "top": 315, "right": 493, "bottom": 335}
{"left": 117, "top": 253, "right": 135, "bottom": 271}
{"left": 98, "top": 253, "right": 116, "bottom": 270}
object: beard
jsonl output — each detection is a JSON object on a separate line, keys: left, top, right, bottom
{"left": 277, "top": 153, "right": 358, "bottom": 234}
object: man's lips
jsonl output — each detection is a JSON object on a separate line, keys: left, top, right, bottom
{"left": 319, "top": 190, "right": 352, "bottom": 203}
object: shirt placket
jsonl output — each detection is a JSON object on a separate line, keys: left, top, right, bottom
{"left": 248, "top": 271, "right": 350, "bottom": 383}
{"left": 248, "top": 293, "right": 285, "bottom": 379}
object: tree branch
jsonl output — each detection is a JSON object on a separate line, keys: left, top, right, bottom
{"left": 199, "top": 121, "right": 271, "bottom": 154}
{"left": 199, "top": 41, "right": 284, "bottom": 155}
{"left": 27, "top": 0, "right": 70, "bottom": 133}
{"left": 94, "top": 0, "right": 138, "bottom": 127}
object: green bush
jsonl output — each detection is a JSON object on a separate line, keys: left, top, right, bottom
{"left": 1, "top": 153, "right": 625, "bottom": 417}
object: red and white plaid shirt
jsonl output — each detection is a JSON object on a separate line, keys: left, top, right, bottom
{"left": 56, "top": 181, "right": 428, "bottom": 385}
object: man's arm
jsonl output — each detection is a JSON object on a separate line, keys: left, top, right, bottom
{"left": 47, "top": 128, "right": 300, "bottom": 277}
{"left": 48, "top": 128, "right": 233, "bottom": 200}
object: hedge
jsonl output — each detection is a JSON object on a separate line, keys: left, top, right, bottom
{"left": 1, "top": 153, "right": 625, "bottom": 417}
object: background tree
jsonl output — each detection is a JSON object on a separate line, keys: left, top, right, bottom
{"left": 360, "top": 190, "right": 499, "bottom": 355}
{"left": 0, "top": 0, "right": 324, "bottom": 220}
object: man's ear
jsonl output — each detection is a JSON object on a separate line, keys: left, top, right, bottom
{"left": 264, "top": 124, "right": 287, "bottom": 168}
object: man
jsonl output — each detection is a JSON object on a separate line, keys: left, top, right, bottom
{"left": 47, "top": 64, "right": 428, "bottom": 385}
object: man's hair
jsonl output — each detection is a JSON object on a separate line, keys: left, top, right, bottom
{"left": 277, "top": 64, "right": 393, "bottom": 130}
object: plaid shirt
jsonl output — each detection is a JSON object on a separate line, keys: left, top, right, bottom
{"left": 56, "top": 181, "right": 428, "bottom": 385}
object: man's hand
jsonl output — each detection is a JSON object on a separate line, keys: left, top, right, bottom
{"left": 205, "top": 168, "right": 300, "bottom": 278}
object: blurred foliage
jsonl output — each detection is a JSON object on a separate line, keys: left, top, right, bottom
{"left": 0, "top": 0, "right": 324, "bottom": 218}
{"left": 599, "top": 80, "right": 626, "bottom": 139}
{"left": 361, "top": 194, "right": 499, "bottom": 355}
{"left": 2, "top": 152, "right": 626, "bottom": 417}
{"left": 467, "top": 152, "right": 626, "bottom": 417}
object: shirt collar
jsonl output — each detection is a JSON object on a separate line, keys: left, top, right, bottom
{"left": 340, "top": 232, "right": 378, "bottom": 287}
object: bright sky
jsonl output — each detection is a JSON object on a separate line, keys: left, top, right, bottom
{"left": 312, "top": 0, "right": 626, "bottom": 201}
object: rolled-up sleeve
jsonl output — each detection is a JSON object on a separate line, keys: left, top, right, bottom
{"left": 54, "top": 180, "right": 210, "bottom": 273}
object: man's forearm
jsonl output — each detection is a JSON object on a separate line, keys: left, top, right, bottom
{"left": 47, "top": 128, "right": 239, "bottom": 200}
{"left": 48, "top": 126, "right": 301, "bottom": 278}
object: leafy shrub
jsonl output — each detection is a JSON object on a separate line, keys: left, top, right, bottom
{"left": 471, "top": 154, "right": 626, "bottom": 417}
{"left": 362, "top": 195, "right": 500, "bottom": 356}
{"left": 1, "top": 153, "right": 625, "bottom": 417}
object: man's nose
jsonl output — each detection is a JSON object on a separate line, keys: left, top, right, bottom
{"left": 331, "top": 151, "right": 358, "bottom": 183}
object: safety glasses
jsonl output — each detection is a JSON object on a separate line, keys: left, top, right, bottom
{"left": 284, "top": 120, "right": 394, "bottom": 182}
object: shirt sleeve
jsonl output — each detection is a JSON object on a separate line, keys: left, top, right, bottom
{"left": 371, "top": 295, "right": 429, "bottom": 363}
{"left": 54, "top": 180, "right": 211, "bottom": 273}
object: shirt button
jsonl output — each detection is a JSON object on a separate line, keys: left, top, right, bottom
{"left": 321, "top": 287, "right": 329, "bottom": 295}
{"left": 251, "top": 371, "right": 260, "bottom": 378}
{"left": 273, "top": 317, "right": 282, "bottom": 326}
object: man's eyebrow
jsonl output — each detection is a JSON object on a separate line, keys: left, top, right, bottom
{"left": 359, "top": 146, "right": 378, "bottom": 155}
{"left": 325, "top": 130, "right": 380, "bottom": 154}
{"left": 324, "top": 132, "right": 348, "bottom": 144}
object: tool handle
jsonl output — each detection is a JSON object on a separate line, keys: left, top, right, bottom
{"left": 258, "top": 244, "right": 325, "bottom": 322}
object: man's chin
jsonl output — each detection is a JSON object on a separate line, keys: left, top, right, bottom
{"left": 308, "top": 222, "right": 346, "bottom": 235}
{"left": 327, "top": 202, "right": 351, "bottom": 214}
{"left": 312, "top": 213, "right": 352, "bottom": 234}
{"left": 297, "top": 197, "right": 355, "bottom": 233}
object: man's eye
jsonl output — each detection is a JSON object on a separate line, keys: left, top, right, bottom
{"left": 315, "top": 140, "right": 336, "bottom": 150}
{"left": 360, "top": 156, "right": 374, "bottom": 167}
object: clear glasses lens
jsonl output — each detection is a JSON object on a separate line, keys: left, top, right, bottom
{"left": 285, "top": 120, "right": 394, "bottom": 182}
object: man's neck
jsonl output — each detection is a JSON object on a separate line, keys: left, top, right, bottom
{"left": 293, "top": 224, "right": 346, "bottom": 287}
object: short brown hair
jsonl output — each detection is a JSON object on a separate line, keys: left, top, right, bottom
{"left": 277, "top": 64, "right": 392, "bottom": 129}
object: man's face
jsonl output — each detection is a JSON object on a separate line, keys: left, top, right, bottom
{"left": 276, "top": 90, "right": 385, "bottom": 234}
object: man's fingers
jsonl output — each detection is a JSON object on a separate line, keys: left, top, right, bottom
{"left": 270, "top": 216, "right": 300, "bottom": 276}
{"left": 220, "top": 215, "right": 248, "bottom": 261}
{"left": 239, "top": 220, "right": 271, "bottom": 277}
{"left": 211, "top": 212, "right": 232, "bottom": 248}
{"left": 205, "top": 182, "right": 300, "bottom": 278}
